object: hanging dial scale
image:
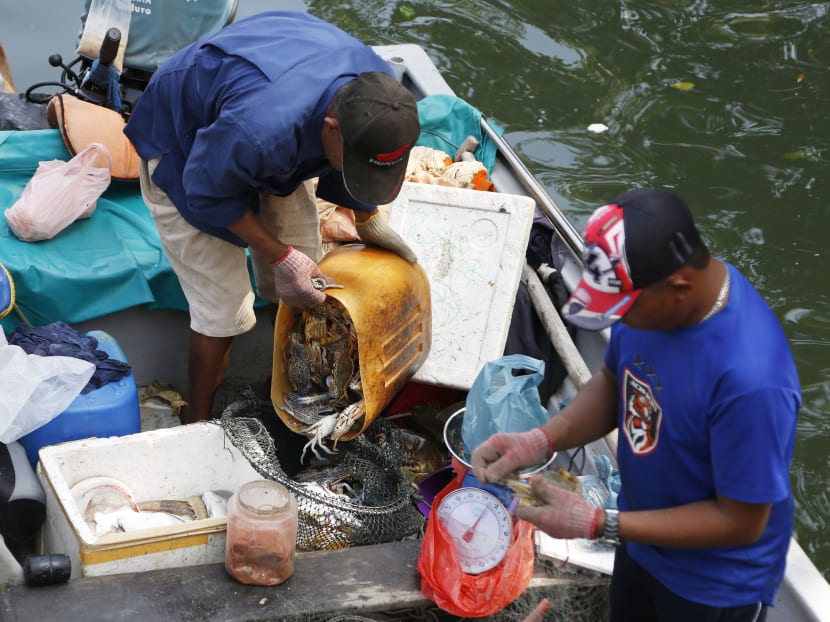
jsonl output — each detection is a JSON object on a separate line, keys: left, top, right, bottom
{"left": 435, "top": 487, "right": 513, "bottom": 574}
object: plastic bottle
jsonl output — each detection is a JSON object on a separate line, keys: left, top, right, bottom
{"left": 224, "top": 480, "right": 298, "bottom": 586}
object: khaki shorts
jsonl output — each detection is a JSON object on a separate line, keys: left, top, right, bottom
{"left": 139, "top": 158, "right": 322, "bottom": 337}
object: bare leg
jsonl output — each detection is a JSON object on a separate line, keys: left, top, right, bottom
{"left": 183, "top": 331, "right": 233, "bottom": 424}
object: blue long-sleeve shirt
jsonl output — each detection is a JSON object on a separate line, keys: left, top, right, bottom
{"left": 124, "top": 11, "right": 392, "bottom": 246}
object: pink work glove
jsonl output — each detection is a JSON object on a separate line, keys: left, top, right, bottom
{"left": 471, "top": 427, "right": 553, "bottom": 484}
{"left": 271, "top": 247, "right": 327, "bottom": 308}
{"left": 516, "top": 476, "right": 601, "bottom": 540}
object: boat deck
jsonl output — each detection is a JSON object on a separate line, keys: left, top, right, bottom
{"left": 0, "top": 539, "right": 610, "bottom": 622}
{"left": 0, "top": 540, "right": 431, "bottom": 622}
{"left": 0, "top": 384, "right": 611, "bottom": 622}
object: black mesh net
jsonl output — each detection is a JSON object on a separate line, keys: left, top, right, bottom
{"left": 220, "top": 396, "right": 425, "bottom": 552}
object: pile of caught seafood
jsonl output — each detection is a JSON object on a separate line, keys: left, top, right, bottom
{"left": 501, "top": 466, "right": 584, "bottom": 506}
{"left": 278, "top": 299, "right": 366, "bottom": 463}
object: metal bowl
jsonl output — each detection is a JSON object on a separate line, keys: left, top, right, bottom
{"left": 442, "top": 407, "right": 556, "bottom": 477}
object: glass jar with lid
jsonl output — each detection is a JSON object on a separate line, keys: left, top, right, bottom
{"left": 225, "top": 479, "right": 298, "bottom": 585}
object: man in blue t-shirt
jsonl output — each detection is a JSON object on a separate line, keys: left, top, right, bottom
{"left": 123, "top": 11, "right": 419, "bottom": 423}
{"left": 472, "top": 189, "right": 800, "bottom": 621}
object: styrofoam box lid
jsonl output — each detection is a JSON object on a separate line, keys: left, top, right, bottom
{"left": 38, "top": 422, "right": 261, "bottom": 547}
{"left": 386, "top": 182, "right": 536, "bottom": 389}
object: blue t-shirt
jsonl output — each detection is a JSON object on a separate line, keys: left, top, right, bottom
{"left": 124, "top": 11, "right": 388, "bottom": 246}
{"left": 605, "top": 262, "right": 800, "bottom": 607}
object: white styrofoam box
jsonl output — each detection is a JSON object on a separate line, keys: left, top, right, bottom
{"left": 37, "top": 422, "right": 261, "bottom": 578}
{"left": 386, "top": 182, "right": 536, "bottom": 389}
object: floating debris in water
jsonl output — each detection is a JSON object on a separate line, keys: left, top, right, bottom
{"left": 587, "top": 122, "right": 609, "bottom": 134}
{"left": 744, "top": 227, "right": 765, "bottom": 245}
{"left": 669, "top": 81, "right": 695, "bottom": 91}
{"left": 783, "top": 147, "right": 820, "bottom": 161}
{"left": 398, "top": 4, "right": 416, "bottom": 20}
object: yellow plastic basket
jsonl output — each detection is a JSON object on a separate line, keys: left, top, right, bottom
{"left": 271, "top": 244, "right": 432, "bottom": 440}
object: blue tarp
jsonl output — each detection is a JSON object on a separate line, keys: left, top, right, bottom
{"left": 0, "top": 95, "right": 499, "bottom": 333}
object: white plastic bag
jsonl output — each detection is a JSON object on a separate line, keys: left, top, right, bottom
{"left": 0, "top": 332, "right": 95, "bottom": 444}
{"left": 77, "top": 0, "right": 132, "bottom": 72}
{"left": 5, "top": 142, "right": 112, "bottom": 242}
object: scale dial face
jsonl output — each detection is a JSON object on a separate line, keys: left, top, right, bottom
{"left": 435, "top": 487, "right": 513, "bottom": 574}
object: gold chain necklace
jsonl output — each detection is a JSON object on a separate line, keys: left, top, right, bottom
{"left": 701, "top": 267, "right": 731, "bottom": 322}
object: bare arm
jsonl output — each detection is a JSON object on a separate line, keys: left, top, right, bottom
{"left": 607, "top": 496, "right": 772, "bottom": 548}
{"left": 544, "top": 365, "right": 619, "bottom": 452}
{"left": 471, "top": 365, "right": 619, "bottom": 483}
{"left": 500, "top": 365, "right": 773, "bottom": 548}
{"left": 561, "top": 367, "right": 770, "bottom": 547}
{"left": 226, "top": 209, "right": 289, "bottom": 264}
{"left": 522, "top": 473, "right": 772, "bottom": 548}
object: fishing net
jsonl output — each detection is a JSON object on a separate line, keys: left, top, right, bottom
{"left": 267, "top": 566, "right": 610, "bottom": 622}
{"left": 220, "top": 396, "right": 425, "bottom": 552}
{"left": 215, "top": 388, "right": 610, "bottom": 621}
{"left": 472, "top": 567, "right": 611, "bottom": 622}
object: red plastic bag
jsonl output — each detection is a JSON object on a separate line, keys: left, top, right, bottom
{"left": 417, "top": 461, "right": 536, "bottom": 617}
{"left": 5, "top": 142, "right": 111, "bottom": 242}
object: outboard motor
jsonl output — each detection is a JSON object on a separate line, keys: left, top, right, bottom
{"left": 25, "top": 27, "right": 123, "bottom": 113}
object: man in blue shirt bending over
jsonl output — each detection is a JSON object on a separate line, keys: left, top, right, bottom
{"left": 124, "top": 11, "right": 419, "bottom": 423}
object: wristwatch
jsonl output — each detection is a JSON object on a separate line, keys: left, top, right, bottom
{"left": 601, "top": 509, "right": 621, "bottom": 544}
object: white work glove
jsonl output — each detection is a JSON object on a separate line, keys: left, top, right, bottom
{"left": 271, "top": 247, "right": 327, "bottom": 308}
{"left": 355, "top": 211, "right": 417, "bottom": 263}
{"left": 471, "top": 427, "right": 553, "bottom": 484}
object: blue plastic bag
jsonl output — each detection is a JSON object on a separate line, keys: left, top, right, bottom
{"left": 461, "top": 354, "right": 551, "bottom": 460}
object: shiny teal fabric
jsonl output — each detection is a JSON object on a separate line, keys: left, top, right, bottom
{"left": 415, "top": 94, "right": 501, "bottom": 174}
{"left": 0, "top": 95, "right": 495, "bottom": 333}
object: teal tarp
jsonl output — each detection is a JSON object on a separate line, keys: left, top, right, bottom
{"left": 416, "top": 94, "right": 500, "bottom": 174}
{"left": 0, "top": 129, "right": 187, "bottom": 333}
{"left": 0, "top": 95, "right": 498, "bottom": 333}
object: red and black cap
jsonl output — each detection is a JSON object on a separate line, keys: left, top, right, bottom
{"left": 562, "top": 189, "right": 703, "bottom": 330}
{"left": 336, "top": 71, "right": 420, "bottom": 206}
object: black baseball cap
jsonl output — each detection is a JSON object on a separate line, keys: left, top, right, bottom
{"left": 336, "top": 71, "right": 420, "bottom": 205}
{"left": 562, "top": 189, "right": 704, "bottom": 330}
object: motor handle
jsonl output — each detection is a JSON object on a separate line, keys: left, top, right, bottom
{"left": 78, "top": 27, "right": 122, "bottom": 108}
{"left": 98, "top": 28, "right": 121, "bottom": 67}
{"left": 47, "top": 53, "right": 81, "bottom": 86}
